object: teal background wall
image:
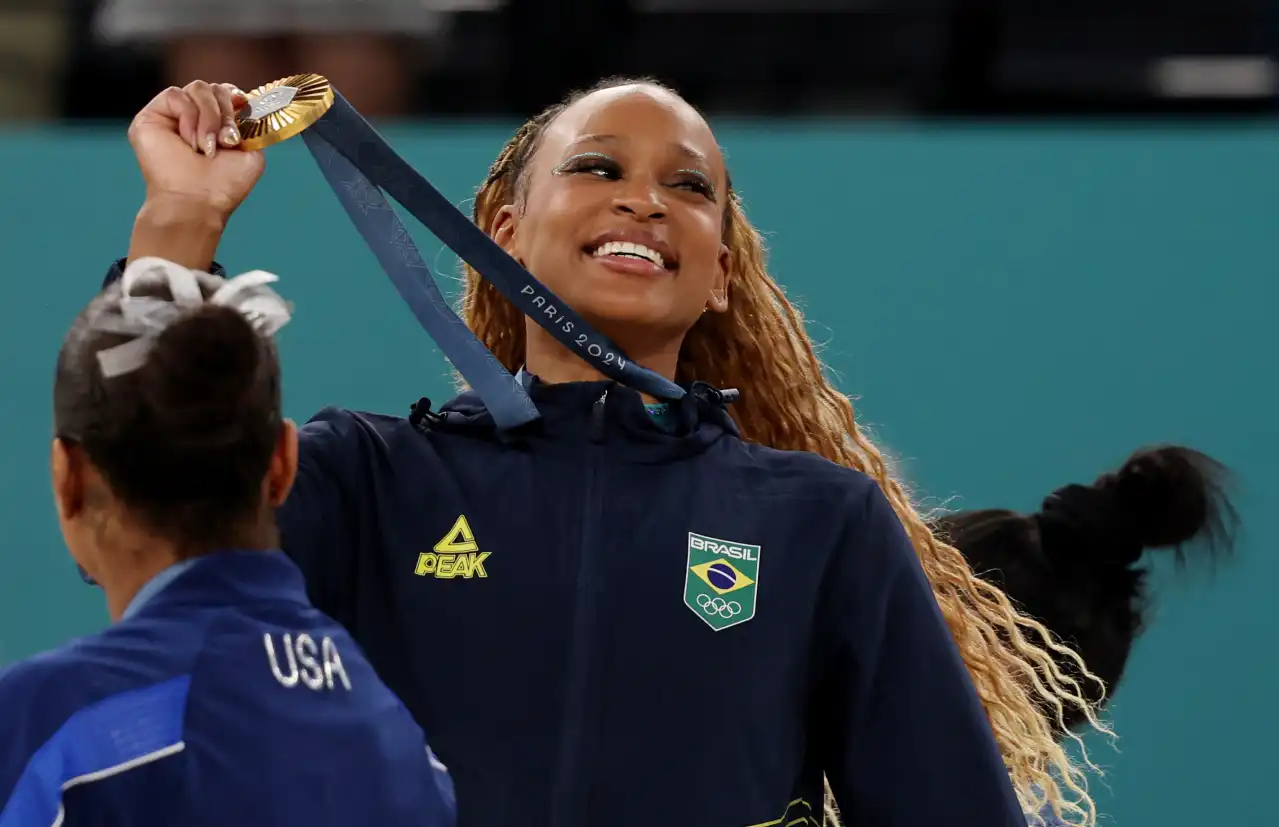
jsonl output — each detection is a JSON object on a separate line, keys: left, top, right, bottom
{"left": 0, "top": 122, "right": 1272, "bottom": 823}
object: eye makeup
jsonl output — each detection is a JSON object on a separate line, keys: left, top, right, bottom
{"left": 553, "top": 152, "right": 717, "bottom": 201}
{"left": 675, "top": 168, "right": 717, "bottom": 200}
{"left": 553, "top": 152, "right": 615, "bottom": 176}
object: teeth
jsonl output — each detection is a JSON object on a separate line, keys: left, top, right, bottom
{"left": 593, "top": 240, "right": 664, "bottom": 269}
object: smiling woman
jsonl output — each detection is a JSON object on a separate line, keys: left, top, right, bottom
{"left": 484, "top": 84, "right": 732, "bottom": 354}
{"left": 463, "top": 77, "right": 1104, "bottom": 825}
{"left": 109, "top": 75, "right": 1102, "bottom": 827}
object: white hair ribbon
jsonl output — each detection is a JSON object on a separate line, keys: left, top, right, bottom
{"left": 95, "top": 257, "right": 293, "bottom": 379}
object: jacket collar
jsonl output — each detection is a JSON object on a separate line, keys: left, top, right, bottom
{"left": 125, "top": 551, "right": 310, "bottom": 620}
{"left": 429, "top": 371, "right": 740, "bottom": 464}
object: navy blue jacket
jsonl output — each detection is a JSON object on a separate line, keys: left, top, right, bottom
{"left": 103, "top": 259, "right": 1024, "bottom": 826}
{"left": 0, "top": 551, "right": 456, "bottom": 827}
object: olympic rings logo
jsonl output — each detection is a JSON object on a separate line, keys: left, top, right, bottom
{"left": 697, "top": 593, "right": 742, "bottom": 619}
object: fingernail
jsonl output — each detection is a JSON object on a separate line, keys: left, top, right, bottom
{"left": 202, "top": 134, "right": 217, "bottom": 157}
{"left": 220, "top": 124, "right": 240, "bottom": 146}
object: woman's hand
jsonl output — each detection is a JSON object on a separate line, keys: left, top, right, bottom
{"left": 126, "top": 80, "right": 266, "bottom": 269}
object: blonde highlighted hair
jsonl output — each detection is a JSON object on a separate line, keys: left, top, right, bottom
{"left": 460, "top": 78, "right": 1108, "bottom": 825}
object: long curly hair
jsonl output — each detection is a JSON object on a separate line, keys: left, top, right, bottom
{"left": 459, "top": 77, "right": 1107, "bottom": 825}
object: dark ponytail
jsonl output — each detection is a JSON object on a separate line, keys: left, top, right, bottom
{"left": 1037, "top": 447, "right": 1236, "bottom": 569}
{"left": 936, "top": 446, "right": 1239, "bottom": 730}
{"left": 53, "top": 267, "right": 284, "bottom": 554}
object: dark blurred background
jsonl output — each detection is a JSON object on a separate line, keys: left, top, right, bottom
{"left": 1, "top": 0, "right": 1275, "bottom": 122}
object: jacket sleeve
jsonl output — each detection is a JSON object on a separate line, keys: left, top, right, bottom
{"left": 102, "top": 257, "right": 228, "bottom": 289}
{"left": 819, "top": 481, "right": 1027, "bottom": 826}
{"left": 278, "top": 407, "right": 386, "bottom": 625}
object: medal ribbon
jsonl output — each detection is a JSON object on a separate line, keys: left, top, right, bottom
{"left": 300, "top": 89, "right": 688, "bottom": 430}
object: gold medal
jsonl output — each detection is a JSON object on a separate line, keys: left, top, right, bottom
{"left": 236, "top": 73, "right": 334, "bottom": 151}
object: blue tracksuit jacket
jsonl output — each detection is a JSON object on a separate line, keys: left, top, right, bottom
{"left": 102, "top": 258, "right": 1024, "bottom": 826}
{"left": 0, "top": 551, "right": 455, "bottom": 827}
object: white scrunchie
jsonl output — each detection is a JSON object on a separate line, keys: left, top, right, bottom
{"left": 94, "top": 256, "right": 293, "bottom": 379}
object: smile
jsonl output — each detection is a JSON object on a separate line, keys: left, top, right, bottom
{"left": 593, "top": 241, "right": 665, "bottom": 270}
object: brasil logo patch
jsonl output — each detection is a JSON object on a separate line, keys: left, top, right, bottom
{"left": 684, "top": 532, "right": 760, "bottom": 631}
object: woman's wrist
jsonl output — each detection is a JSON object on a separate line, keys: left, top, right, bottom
{"left": 127, "top": 195, "right": 228, "bottom": 272}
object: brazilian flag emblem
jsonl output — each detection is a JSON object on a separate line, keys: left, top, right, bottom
{"left": 684, "top": 532, "right": 760, "bottom": 631}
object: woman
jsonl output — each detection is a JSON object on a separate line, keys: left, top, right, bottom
{"left": 940, "top": 444, "right": 1238, "bottom": 732}
{"left": 107, "top": 78, "right": 1101, "bottom": 826}
{"left": 0, "top": 258, "right": 455, "bottom": 826}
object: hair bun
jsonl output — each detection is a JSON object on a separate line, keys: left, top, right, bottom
{"left": 1100, "top": 446, "right": 1231, "bottom": 550}
{"left": 141, "top": 303, "right": 265, "bottom": 443}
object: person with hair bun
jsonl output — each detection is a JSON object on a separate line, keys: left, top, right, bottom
{"left": 0, "top": 258, "right": 455, "bottom": 827}
{"left": 102, "top": 78, "right": 1112, "bottom": 827}
{"left": 938, "top": 445, "right": 1239, "bottom": 733}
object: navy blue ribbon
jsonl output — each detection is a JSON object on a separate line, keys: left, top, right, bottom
{"left": 300, "top": 90, "right": 687, "bottom": 430}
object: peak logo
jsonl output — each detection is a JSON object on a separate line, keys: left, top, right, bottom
{"left": 415, "top": 515, "right": 490, "bottom": 579}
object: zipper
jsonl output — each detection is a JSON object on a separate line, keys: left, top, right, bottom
{"left": 550, "top": 391, "right": 608, "bottom": 826}
{"left": 588, "top": 390, "right": 608, "bottom": 443}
